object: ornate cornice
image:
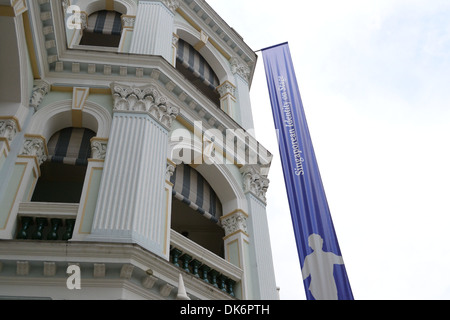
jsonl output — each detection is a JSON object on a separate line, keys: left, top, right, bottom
{"left": 90, "top": 138, "right": 108, "bottom": 160}
{"left": 110, "top": 82, "right": 180, "bottom": 130}
{"left": 19, "top": 135, "right": 47, "bottom": 166}
{"left": 166, "top": 159, "right": 176, "bottom": 182}
{"left": 162, "top": 0, "right": 180, "bottom": 13}
{"left": 0, "top": 117, "right": 20, "bottom": 144}
{"left": 29, "top": 80, "right": 51, "bottom": 111}
{"left": 217, "top": 81, "right": 236, "bottom": 99}
{"left": 230, "top": 57, "right": 251, "bottom": 83}
{"left": 221, "top": 210, "right": 248, "bottom": 237}
{"left": 240, "top": 164, "right": 270, "bottom": 204}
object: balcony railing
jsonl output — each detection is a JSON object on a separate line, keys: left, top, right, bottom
{"left": 15, "top": 202, "right": 78, "bottom": 241}
{"left": 14, "top": 202, "right": 243, "bottom": 298}
{"left": 170, "top": 230, "right": 243, "bottom": 298}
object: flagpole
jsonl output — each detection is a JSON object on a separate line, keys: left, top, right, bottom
{"left": 254, "top": 41, "right": 289, "bottom": 53}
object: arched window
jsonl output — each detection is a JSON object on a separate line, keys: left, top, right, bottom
{"left": 31, "top": 127, "right": 96, "bottom": 203}
{"left": 170, "top": 163, "right": 225, "bottom": 258}
{"left": 80, "top": 10, "right": 123, "bottom": 47}
{"left": 176, "top": 39, "right": 221, "bottom": 106}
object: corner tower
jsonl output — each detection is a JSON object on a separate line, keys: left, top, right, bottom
{"left": 0, "top": 0, "right": 278, "bottom": 300}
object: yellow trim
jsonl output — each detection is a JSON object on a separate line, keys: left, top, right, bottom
{"left": 24, "top": 134, "right": 48, "bottom": 156}
{"left": 52, "top": 86, "right": 111, "bottom": 95}
{"left": 72, "top": 110, "right": 83, "bottom": 128}
{"left": 91, "top": 137, "right": 109, "bottom": 142}
{"left": 221, "top": 208, "right": 249, "bottom": 221}
{"left": 72, "top": 87, "right": 90, "bottom": 128}
{"left": 0, "top": 116, "right": 22, "bottom": 132}
{"left": 25, "top": 167, "right": 38, "bottom": 202}
{"left": 223, "top": 229, "right": 249, "bottom": 241}
{"left": 0, "top": 137, "right": 10, "bottom": 153}
{"left": 78, "top": 167, "right": 103, "bottom": 234}
{"left": 17, "top": 155, "right": 41, "bottom": 177}
{"left": 0, "top": 6, "right": 15, "bottom": 17}
{"left": 163, "top": 186, "right": 171, "bottom": 256}
{"left": 106, "top": 0, "right": 114, "bottom": 11}
{"left": 22, "top": 11, "right": 40, "bottom": 79}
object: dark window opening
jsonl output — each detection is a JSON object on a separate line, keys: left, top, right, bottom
{"left": 79, "top": 10, "right": 122, "bottom": 48}
{"left": 170, "top": 163, "right": 224, "bottom": 258}
{"left": 31, "top": 162, "right": 87, "bottom": 203}
{"left": 31, "top": 127, "right": 95, "bottom": 204}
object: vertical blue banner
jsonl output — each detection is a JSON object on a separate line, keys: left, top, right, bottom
{"left": 262, "top": 42, "right": 353, "bottom": 300}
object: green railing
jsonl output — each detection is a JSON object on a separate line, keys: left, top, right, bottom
{"left": 15, "top": 202, "right": 78, "bottom": 241}
{"left": 16, "top": 216, "right": 75, "bottom": 241}
{"left": 169, "top": 230, "right": 243, "bottom": 299}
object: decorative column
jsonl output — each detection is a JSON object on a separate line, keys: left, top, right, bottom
{"left": 217, "top": 81, "right": 237, "bottom": 119}
{"left": 71, "top": 138, "right": 108, "bottom": 241}
{"left": 221, "top": 209, "right": 250, "bottom": 300}
{"left": 88, "top": 82, "right": 179, "bottom": 260}
{"left": 230, "top": 57, "right": 254, "bottom": 131}
{"left": 0, "top": 135, "right": 47, "bottom": 239}
{"left": 240, "top": 164, "right": 279, "bottom": 300}
{"left": 129, "top": 0, "right": 179, "bottom": 63}
{"left": 0, "top": 117, "right": 20, "bottom": 170}
{"left": 118, "top": 15, "right": 136, "bottom": 53}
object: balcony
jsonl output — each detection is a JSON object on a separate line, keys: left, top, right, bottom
{"left": 15, "top": 202, "right": 78, "bottom": 241}
{"left": 170, "top": 230, "right": 242, "bottom": 298}
{"left": 12, "top": 202, "right": 243, "bottom": 299}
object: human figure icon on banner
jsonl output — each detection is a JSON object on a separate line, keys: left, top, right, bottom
{"left": 301, "top": 234, "right": 344, "bottom": 300}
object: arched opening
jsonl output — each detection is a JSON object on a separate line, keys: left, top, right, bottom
{"left": 31, "top": 127, "right": 96, "bottom": 203}
{"left": 170, "top": 163, "right": 225, "bottom": 258}
{"left": 79, "top": 10, "right": 123, "bottom": 47}
{"left": 176, "top": 39, "right": 221, "bottom": 107}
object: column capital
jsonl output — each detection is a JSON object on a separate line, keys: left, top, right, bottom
{"left": 19, "top": 135, "right": 48, "bottom": 166}
{"left": 240, "top": 164, "right": 270, "bottom": 204}
{"left": 161, "top": 0, "right": 180, "bottom": 13}
{"left": 230, "top": 56, "right": 251, "bottom": 83}
{"left": 0, "top": 117, "right": 20, "bottom": 145}
{"left": 221, "top": 210, "right": 249, "bottom": 238}
{"left": 90, "top": 138, "right": 108, "bottom": 161}
{"left": 110, "top": 82, "right": 180, "bottom": 130}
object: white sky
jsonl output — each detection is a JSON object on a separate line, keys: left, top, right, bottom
{"left": 207, "top": 0, "right": 450, "bottom": 300}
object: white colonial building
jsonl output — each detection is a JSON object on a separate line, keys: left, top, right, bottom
{"left": 0, "top": 0, "right": 279, "bottom": 300}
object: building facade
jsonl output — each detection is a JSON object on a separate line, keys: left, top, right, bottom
{"left": 0, "top": 0, "right": 278, "bottom": 300}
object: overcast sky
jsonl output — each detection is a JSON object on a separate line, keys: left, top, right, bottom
{"left": 207, "top": 0, "right": 450, "bottom": 300}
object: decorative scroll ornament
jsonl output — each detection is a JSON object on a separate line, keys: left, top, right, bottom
{"left": 29, "top": 80, "right": 51, "bottom": 111}
{"left": 230, "top": 57, "right": 251, "bottom": 83}
{"left": 0, "top": 119, "right": 19, "bottom": 143}
{"left": 91, "top": 139, "right": 108, "bottom": 160}
{"left": 162, "top": 0, "right": 180, "bottom": 12}
{"left": 240, "top": 164, "right": 270, "bottom": 204}
{"left": 121, "top": 15, "right": 136, "bottom": 29}
{"left": 20, "top": 136, "right": 47, "bottom": 166}
{"left": 110, "top": 82, "right": 180, "bottom": 129}
{"left": 166, "top": 161, "right": 176, "bottom": 182}
{"left": 221, "top": 211, "right": 248, "bottom": 237}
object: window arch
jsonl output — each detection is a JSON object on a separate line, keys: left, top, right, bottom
{"left": 80, "top": 10, "right": 123, "bottom": 48}
{"left": 176, "top": 38, "right": 221, "bottom": 106}
{"left": 31, "top": 127, "right": 96, "bottom": 203}
{"left": 170, "top": 163, "right": 225, "bottom": 257}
